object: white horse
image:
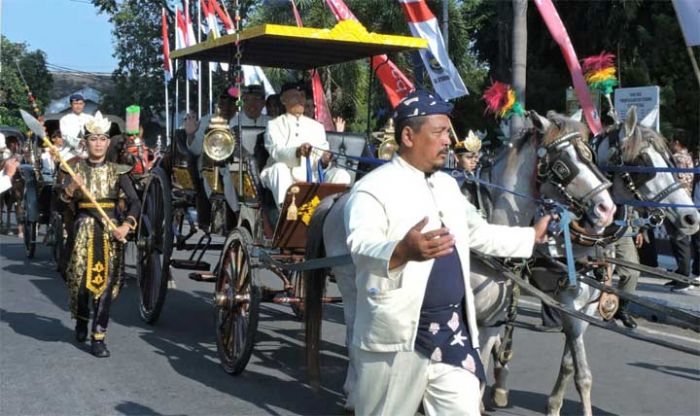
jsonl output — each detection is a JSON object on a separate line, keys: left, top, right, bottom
{"left": 303, "top": 110, "right": 617, "bottom": 412}
{"left": 484, "top": 107, "right": 700, "bottom": 416}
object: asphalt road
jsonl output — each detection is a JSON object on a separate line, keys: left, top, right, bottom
{"left": 1, "top": 232, "right": 699, "bottom": 416}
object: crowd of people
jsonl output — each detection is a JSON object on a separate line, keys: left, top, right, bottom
{"left": 0, "top": 84, "right": 698, "bottom": 415}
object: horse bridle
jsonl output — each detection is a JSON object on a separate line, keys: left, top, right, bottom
{"left": 602, "top": 130, "right": 684, "bottom": 227}
{"left": 536, "top": 132, "right": 612, "bottom": 218}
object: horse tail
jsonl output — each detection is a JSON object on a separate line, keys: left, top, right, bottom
{"left": 304, "top": 194, "right": 339, "bottom": 389}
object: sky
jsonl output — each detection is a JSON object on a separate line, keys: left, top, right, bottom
{"left": 1, "top": 0, "right": 118, "bottom": 73}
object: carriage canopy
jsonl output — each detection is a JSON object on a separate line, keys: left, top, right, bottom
{"left": 170, "top": 20, "right": 427, "bottom": 69}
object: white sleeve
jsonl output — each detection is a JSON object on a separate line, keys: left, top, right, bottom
{"left": 59, "top": 116, "right": 81, "bottom": 151}
{"left": 345, "top": 189, "right": 402, "bottom": 280}
{"left": 265, "top": 120, "right": 299, "bottom": 167}
{"left": 0, "top": 172, "right": 11, "bottom": 194}
{"left": 465, "top": 197, "right": 535, "bottom": 258}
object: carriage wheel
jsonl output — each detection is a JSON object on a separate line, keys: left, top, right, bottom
{"left": 214, "top": 227, "right": 260, "bottom": 375}
{"left": 49, "top": 213, "right": 64, "bottom": 270}
{"left": 23, "top": 218, "right": 36, "bottom": 259}
{"left": 290, "top": 271, "right": 306, "bottom": 320}
{"left": 136, "top": 167, "right": 173, "bottom": 324}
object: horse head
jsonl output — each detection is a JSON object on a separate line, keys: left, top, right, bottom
{"left": 528, "top": 110, "right": 616, "bottom": 234}
{"left": 597, "top": 106, "right": 699, "bottom": 235}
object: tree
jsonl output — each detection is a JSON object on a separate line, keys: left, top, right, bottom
{"left": 0, "top": 36, "right": 53, "bottom": 128}
{"left": 469, "top": 0, "right": 699, "bottom": 143}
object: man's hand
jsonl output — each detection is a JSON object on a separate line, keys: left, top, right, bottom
{"left": 321, "top": 151, "right": 332, "bottom": 168}
{"left": 296, "top": 142, "right": 312, "bottom": 158}
{"left": 390, "top": 217, "right": 455, "bottom": 269}
{"left": 333, "top": 116, "right": 346, "bottom": 133}
{"left": 112, "top": 223, "right": 131, "bottom": 242}
{"left": 533, "top": 214, "right": 553, "bottom": 244}
{"left": 184, "top": 113, "right": 199, "bottom": 136}
{"left": 634, "top": 233, "right": 644, "bottom": 248}
{"left": 2, "top": 158, "right": 19, "bottom": 177}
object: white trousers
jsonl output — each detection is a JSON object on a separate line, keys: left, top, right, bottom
{"left": 354, "top": 349, "right": 481, "bottom": 416}
{"left": 260, "top": 162, "right": 351, "bottom": 206}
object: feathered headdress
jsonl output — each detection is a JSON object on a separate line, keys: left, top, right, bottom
{"left": 483, "top": 81, "right": 525, "bottom": 119}
{"left": 84, "top": 111, "right": 112, "bottom": 136}
{"left": 582, "top": 52, "right": 618, "bottom": 95}
{"left": 454, "top": 130, "right": 482, "bottom": 154}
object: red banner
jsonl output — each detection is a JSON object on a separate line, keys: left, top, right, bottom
{"left": 290, "top": 0, "right": 335, "bottom": 130}
{"left": 534, "top": 0, "right": 603, "bottom": 135}
{"left": 325, "top": 0, "right": 414, "bottom": 108}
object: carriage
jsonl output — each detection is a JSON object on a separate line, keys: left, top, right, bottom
{"left": 134, "top": 20, "right": 426, "bottom": 374}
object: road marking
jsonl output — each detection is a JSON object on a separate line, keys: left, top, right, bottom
{"left": 517, "top": 298, "right": 700, "bottom": 345}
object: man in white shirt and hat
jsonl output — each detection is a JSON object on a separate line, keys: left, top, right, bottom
{"left": 344, "top": 89, "right": 552, "bottom": 415}
{"left": 261, "top": 81, "right": 351, "bottom": 206}
{"left": 59, "top": 93, "right": 92, "bottom": 155}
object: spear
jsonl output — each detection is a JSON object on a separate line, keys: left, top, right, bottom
{"left": 20, "top": 109, "right": 126, "bottom": 243}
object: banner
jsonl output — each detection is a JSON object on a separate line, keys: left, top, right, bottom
{"left": 398, "top": 0, "right": 468, "bottom": 100}
{"left": 672, "top": 0, "right": 700, "bottom": 47}
{"left": 290, "top": 0, "right": 335, "bottom": 130}
{"left": 162, "top": 8, "right": 173, "bottom": 82}
{"left": 534, "top": 0, "right": 602, "bottom": 135}
{"left": 325, "top": 0, "right": 414, "bottom": 107}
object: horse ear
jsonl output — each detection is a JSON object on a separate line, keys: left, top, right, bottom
{"left": 624, "top": 106, "right": 638, "bottom": 135}
{"left": 529, "top": 110, "right": 551, "bottom": 133}
{"left": 639, "top": 107, "right": 658, "bottom": 129}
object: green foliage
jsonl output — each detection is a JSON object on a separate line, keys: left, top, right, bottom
{"left": 0, "top": 36, "right": 53, "bottom": 129}
{"left": 470, "top": 0, "right": 699, "bottom": 144}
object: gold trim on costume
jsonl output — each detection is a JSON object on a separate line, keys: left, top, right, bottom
{"left": 92, "top": 332, "right": 106, "bottom": 341}
{"left": 79, "top": 202, "right": 116, "bottom": 209}
{"left": 85, "top": 225, "right": 110, "bottom": 297}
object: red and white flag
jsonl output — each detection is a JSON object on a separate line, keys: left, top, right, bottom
{"left": 290, "top": 0, "right": 335, "bottom": 131}
{"left": 175, "top": 7, "right": 198, "bottom": 81}
{"left": 183, "top": 0, "right": 199, "bottom": 80}
{"left": 212, "top": 0, "right": 234, "bottom": 34}
{"left": 162, "top": 8, "right": 173, "bottom": 82}
{"left": 325, "top": 0, "right": 414, "bottom": 108}
{"left": 201, "top": 0, "right": 219, "bottom": 38}
{"left": 398, "top": 0, "right": 467, "bottom": 100}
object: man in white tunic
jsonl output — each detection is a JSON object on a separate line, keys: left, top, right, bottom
{"left": 261, "top": 81, "right": 351, "bottom": 206}
{"left": 59, "top": 93, "right": 92, "bottom": 155}
{"left": 344, "top": 89, "right": 552, "bottom": 415}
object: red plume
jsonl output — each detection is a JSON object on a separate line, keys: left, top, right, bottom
{"left": 482, "top": 81, "right": 510, "bottom": 115}
{"left": 582, "top": 52, "right": 616, "bottom": 73}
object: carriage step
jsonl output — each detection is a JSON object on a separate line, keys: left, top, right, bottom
{"left": 188, "top": 272, "right": 217, "bottom": 282}
{"left": 170, "top": 259, "right": 211, "bottom": 271}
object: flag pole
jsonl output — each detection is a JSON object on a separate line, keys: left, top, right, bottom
{"left": 165, "top": 78, "right": 170, "bottom": 141}
{"left": 185, "top": 0, "right": 190, "bottom": 115}
{"left": 175, "top": 60, "right": 180, "bottom": 130}
{"left": 197, "top": 0, "right": 202, "bottom": 118}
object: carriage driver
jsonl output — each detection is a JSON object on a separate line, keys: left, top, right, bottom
{"left": 261, "top": 81, "right": 351, "bottom": 206}
{"left": 344, "top": 89, "right": 552, "bottom": 415}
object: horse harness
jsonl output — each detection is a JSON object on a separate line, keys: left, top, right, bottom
{"left": 536, "top": 132, "right": 611, "bottom": 220}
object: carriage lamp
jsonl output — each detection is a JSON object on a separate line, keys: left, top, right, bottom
{"left": 203, "top": 114, "right": 236, "bottom": 162}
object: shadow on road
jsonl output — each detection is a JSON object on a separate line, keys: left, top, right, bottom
{"left": 114, "top": 401, "right": 167, "bottom": 416}
{"left": 628, "top": 361, "right": 700, "bottom": 382}
{"left": 483, "top": 387, "right": 617, "bottom": 415}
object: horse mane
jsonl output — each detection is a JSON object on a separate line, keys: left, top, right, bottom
{"left": 620, "top": 124, "right": 671, "bottom": 163}
{"left": 541, "top": 111, "right": 590, "bottom": 146}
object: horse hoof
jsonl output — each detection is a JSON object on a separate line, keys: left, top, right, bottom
{"left": 492, "top": 387, "right": 509, "bottom": 408}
